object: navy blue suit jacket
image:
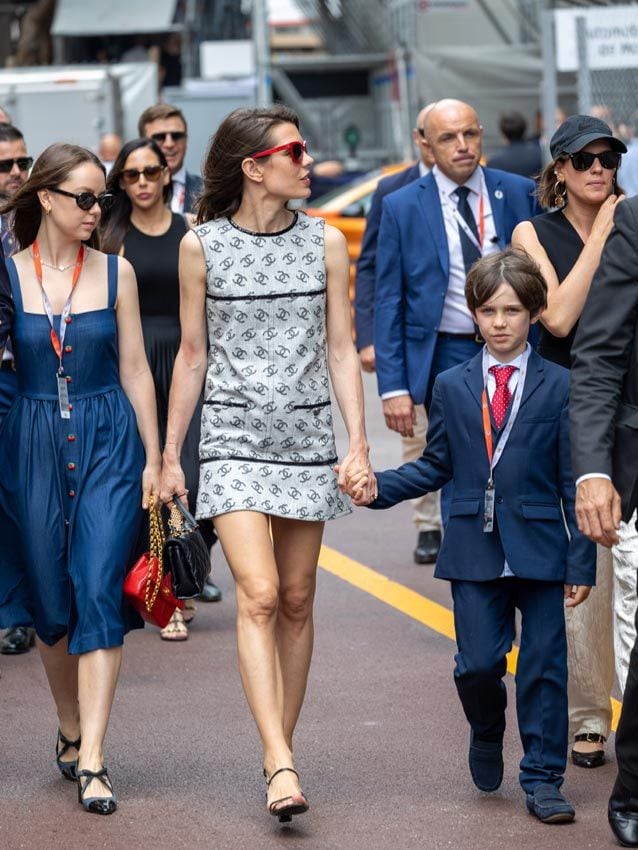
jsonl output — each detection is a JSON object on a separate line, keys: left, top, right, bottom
{"left": 370, "top": 349, "right": 596, "bottom": 587}
{"left": 354, "top": 163, "right": 421, "bottom": 349}
{"left": 184, "top": 172, "right": 203, "bottom": 214}
{"left": 375, "top": 167, "right": 540, "bottom": 404}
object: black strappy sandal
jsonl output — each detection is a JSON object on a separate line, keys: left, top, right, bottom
{"left": 264, "top": 767, "right": 309, "bottom": 823}
{"left": 77, "top": 767, "right": 117, "bottom": 815}
{"left": 56, "top": 729, "right": 81, "bottom": 782}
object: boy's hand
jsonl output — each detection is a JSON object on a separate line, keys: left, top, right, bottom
{"left": 564, "top": 585, "right": 592, "bottom": 608}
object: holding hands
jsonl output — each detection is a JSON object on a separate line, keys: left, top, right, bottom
{"left": 336, "top": 447, "right": 378, "bottom": 506}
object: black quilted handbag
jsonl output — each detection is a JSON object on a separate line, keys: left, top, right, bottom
{"left": 163, "top": 496, "right": 211, "bottom": 599}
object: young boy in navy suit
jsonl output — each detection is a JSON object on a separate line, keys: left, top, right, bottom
{"left": 346, "top": 249, "right": 596, "bottom": 823}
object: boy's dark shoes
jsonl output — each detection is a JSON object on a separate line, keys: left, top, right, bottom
{"left": 525, "top": 783, "right": 575, "bottom": 823}
{"left": 608, "top": 778, "right": 638, "bottom": 846}
{"left": 413, "top": 530, "right": 441, "bottom": 564}
{"left": 468, "top": 731, "right": 503, "bottom": 792}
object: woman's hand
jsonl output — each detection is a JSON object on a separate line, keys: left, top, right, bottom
{"left": 142, "top": 462, "right": 162, "bottom": 510}
{"left": 591, "top": 193, "right": 625, "bottom": 245}
{"left": 159, "top": 454, "right": 188, "bottom": 507}
{"left": 336, "top": 447, "right": 377, "bottom": 505}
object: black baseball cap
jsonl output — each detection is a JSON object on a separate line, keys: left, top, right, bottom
{"left": 550, "top": 114, "right": 627, "bottom": 159}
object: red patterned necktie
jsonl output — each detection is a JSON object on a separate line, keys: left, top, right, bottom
{"left": 489, "top": 365, "right": 518, "bottom": 428}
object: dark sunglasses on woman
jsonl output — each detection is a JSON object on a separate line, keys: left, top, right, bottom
{"left": 0, "top": 156, "right": 33, "bottom": 173}
{"left": 252, "top": 140, "right": 308, "bottom": 165}
{"left": 567, "top": 150, "right": 622, "bottom": 171}
{"left": 120, "top": 165, "right": 164, "bottom": 185}
{"left": 50, "top": 187, "right": 115, "bottom": 212}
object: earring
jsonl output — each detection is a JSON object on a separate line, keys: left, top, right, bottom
{"left": 554, "top": 179, "right": 567, "bottom": 209}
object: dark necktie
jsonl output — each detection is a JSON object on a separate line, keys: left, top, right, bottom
{"left": 489, "top": 365, "right": 518, "bottom": 428}
{"left": 455, "top": 186, "right": 480, "bottom": 275}
{"left": 0, "top": 216, "right": 15, "bottom": 258}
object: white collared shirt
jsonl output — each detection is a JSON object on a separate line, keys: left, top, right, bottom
{"left": 485, "top": 347, "right": 526, "bottom": 577}
{"left": 433, "top": 165, "right": 499, "bottom": 334}
{"left": 171, "top": 165, "right": 186, "bottom": 213}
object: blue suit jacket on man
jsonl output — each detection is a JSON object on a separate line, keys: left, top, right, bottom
{"left": 354, "top": 163, "right": 421, "bottom": 349}
{"left": 370, "top": 349, "right": 596, "bottom": 587}
{"left": 184, "top": 172, "right": 203, "bottom": 214}
{"left": 375, "top": 167, "right": 540, "bottom": 404}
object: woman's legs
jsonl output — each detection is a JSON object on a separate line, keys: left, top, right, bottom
{"left": 213, "top": 511, "right": 323, "bottom": 812}
{"left": 76, "top": 647, "right": 122, "bottom": 799}
{"left": 37, "top": 637, "right": 122, "bottom": 799}
{"left": 566, "top": 544, "right": 614, "bottom": 750}
{"left": 37, "top": 637, "right": 81, "bottom": 764}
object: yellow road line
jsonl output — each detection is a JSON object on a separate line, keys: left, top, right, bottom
{"left": 319, "top": 544, "right": 622, "bottom": 732}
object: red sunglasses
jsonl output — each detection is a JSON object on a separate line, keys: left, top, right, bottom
{"left": 251, "top": 139, "right": 308, "bottom": 165}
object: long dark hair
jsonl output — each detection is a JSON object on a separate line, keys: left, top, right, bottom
{"left": 195, "top": 104, "right": 300, "bottom": 224}
{"left": 99, "top": 138, "right": 172, "bottom": 254}
{"left": 0, "top": 143, "right": 105, "bottom": 250}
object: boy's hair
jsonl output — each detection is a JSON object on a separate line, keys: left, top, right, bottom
{"left": 465, "top": 248, "right": 548, "bottom": 315}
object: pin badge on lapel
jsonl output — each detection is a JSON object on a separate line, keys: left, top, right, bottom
{"left": 494, "top": 189, "right": 504, "bottom": 200}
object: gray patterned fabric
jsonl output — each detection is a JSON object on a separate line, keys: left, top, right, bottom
{"left": 193, "top": 213, "right": 351, "bottom": 522}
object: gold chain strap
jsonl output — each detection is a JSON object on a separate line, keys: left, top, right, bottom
{"left": 144, "top": 505, "right": 166, "bottom": 613}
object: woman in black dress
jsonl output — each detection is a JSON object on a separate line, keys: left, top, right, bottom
{"left": 100, "top": 138, "right": 220, "bottom": 639}
{"left": 512, "top": 114, "right": 632, "bottom": 771}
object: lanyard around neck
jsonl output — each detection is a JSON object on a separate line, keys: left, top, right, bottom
{"left": 32, "top": 239, "right": 85, "bottom": 373}
{"left": 480, "top": 346, "right": 529, "bottom": 484}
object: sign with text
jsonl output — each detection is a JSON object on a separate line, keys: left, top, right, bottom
{"left": 555, "top": 6, "right": 638, "bottom": 71}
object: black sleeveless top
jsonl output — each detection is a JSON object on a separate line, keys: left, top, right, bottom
{"left": 530, "top": 210, "right": 584, "bottom": 370}
{"left": 122, "top": 213, "right": 188, "bottom": 318}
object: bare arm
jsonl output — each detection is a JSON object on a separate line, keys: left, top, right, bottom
{"left": 511, "top": 196, "right": 623, "bottom": 338}
{"left": 159, "top": 230, "right": 208, "bottom": 504}
{"left": 325, "top": 223, "right": 376, "bottom": 502}
{"left": 115, "top": 257, "right": 161, "bottom": 507}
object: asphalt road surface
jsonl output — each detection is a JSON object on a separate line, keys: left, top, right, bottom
{"left": 0, "top": 373, "right": 622, "bottom": 850}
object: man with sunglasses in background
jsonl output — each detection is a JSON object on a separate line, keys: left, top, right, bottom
{"left": 138, "top": 103, "right": 202, "bottom": 215}
{"left": 0, "top": 123, "right": 36, "bottom": 656}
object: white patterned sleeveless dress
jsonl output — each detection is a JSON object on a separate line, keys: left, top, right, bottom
{"left": 194, "top": 213, "right": 351, "bottom": 522}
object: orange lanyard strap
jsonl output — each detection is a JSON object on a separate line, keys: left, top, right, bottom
{"left": 32, "top": 239, "right": 84, "bottom": 366}
{"left": 478, "top": 191, "right": 485, "bottom": 249}
{"left": 481, "top": 388, "right": 493, "bottom": 471}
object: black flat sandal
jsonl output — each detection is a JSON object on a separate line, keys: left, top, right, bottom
{"left": 571, "top": 733, "right": 606, "bottom": 768}
{"left": 56, "top": 729, "right": 81, "bottom": 782}
{"left": 77, "top": 767, "right": 117, "bottom": 815}
{"left": 264, "top": 767, "right": 309, "bottom": 824}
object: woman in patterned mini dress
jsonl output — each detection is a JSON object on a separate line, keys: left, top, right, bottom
{"left": 160, "top": 105, "right": 376, "bottom": 821}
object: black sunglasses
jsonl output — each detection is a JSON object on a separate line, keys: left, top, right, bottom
{"left": 567, "top": 150, "right": 622, "bottom": 171}
{"left": 50, "top": 187, "right": 114, "bottom": 212}
{"left": 0, "top": 156, "right": 33, "bottom": 173}
{"left": 150, "top": 131, "right": 187, "bottom": 143}
{"left": 121, "top": 165, "right": 164, "bottom": 185}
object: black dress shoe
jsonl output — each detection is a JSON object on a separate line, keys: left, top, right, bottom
{"left": 414, "top": 530, "right": 441, "bottom": 565}
{"left": 609, "top": 804, "right": 638, "bottom": 846}
{"left": 198, "top": 579, "right": 222, "bottom": 603}
{"left": 468, "top": 730, "right": 504, "bottom": 792}
{"left": 571, "top": 732, "right": 606, "bottom": 768}
{"left": 0, "top": 627, "right": 35, "bottom": 655}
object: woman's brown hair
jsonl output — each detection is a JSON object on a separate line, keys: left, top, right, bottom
{"left": 0, "top": 143, "right": 106, "bottom": 250}
{"left": 195, "top": 104, "right": 300, "bottom": 225}
{"left": 536, "top": 158, "right": 624, "bottom": 210}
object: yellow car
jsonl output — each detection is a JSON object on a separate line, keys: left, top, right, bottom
{"left": 306, "top": 164, "right": 408, "bottom": 301}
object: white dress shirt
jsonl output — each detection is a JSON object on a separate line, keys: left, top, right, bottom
{"left": 485, "top": 347, "right": 525, "bottom": 578}
{"left": 434, "top": 165, "right": 499, "bottom": 334}
{"left": 170, "top": 165, "right": 186, "bottom": 214}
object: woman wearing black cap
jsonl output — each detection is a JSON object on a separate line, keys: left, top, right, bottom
{"left": 512, "top": 114, "right": 635, "bottom": 771}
